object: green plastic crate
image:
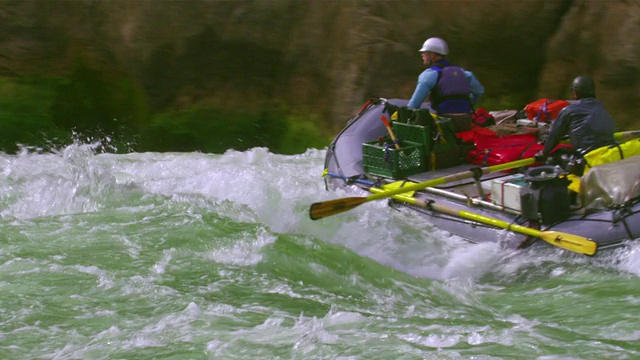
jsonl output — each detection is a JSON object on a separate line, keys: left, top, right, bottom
{"left": 362, "top": 140, "right": 426, "bottom": 179}
{"left": 392, "top": 122, "right": 434, "bottom": 154}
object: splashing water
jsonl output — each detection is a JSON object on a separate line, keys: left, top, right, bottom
{"left": 1, "top": 140, "right": 639, "bottom": 359}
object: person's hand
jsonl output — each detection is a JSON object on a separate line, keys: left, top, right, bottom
{"left": 534, "top": 150, "right": 546, "bottom": 163}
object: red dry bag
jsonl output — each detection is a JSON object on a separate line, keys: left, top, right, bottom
{"left": 524, "top": 99, "right": 570, "bottom": 122}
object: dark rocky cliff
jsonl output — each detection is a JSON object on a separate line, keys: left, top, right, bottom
{"left": 1, "top": 0, "right": 638, "bottom": 133}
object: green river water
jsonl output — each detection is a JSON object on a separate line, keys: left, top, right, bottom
{"left": 1, "top": 143, "right": 639, "bottom": 359}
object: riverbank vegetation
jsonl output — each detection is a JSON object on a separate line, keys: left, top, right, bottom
{"left": 0, "top": 63, "right": 330, "bottom": 155}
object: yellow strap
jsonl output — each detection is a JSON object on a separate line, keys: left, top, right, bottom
{"left": 430, "top": 112, "right": 447, "bottom": 144}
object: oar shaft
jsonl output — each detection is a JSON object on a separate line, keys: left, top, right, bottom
{"left": 310, "top": 157, "right": 536, "bottom": 220}
{"left": 614, "top": 130, "right": 640, "bottom": 141}
{"left": 430, "top": 202, "right": 540, "bottom": 237}
{"left": 365, "top": 157, "right": 535, "bottom": 201}
{"left": 381, "top": 116, "right": 402, "bottom": 150}
{"left": 369, "top": 188, "right": 597, "bottom": 255}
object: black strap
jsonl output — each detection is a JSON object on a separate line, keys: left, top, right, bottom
{"left": 469, "top": 167, "right": 484, "bottom": 181}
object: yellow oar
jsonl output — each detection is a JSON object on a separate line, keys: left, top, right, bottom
{"left": 381, "top": 181, "right": 415, "bottom": 196}
{"left": 369, "top": 187, "right": 597, "bottom": 256}
{"left": 309, "top": 157, "right": 536, "bottom": 220}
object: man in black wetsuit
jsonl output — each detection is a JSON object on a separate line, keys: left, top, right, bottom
{"left": 538, "top": 75, "right": 616, "bottom": 160}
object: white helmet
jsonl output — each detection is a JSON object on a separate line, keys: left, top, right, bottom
{"left": 418, "top": 37, "right": 449, "bottom": 55}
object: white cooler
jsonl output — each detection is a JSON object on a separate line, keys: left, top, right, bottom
{"left": 491, "top": 175, "right": 527, "bottom": 211}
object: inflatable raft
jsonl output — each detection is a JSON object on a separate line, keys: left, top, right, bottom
{"left": 311, "top": 98, "right": 640, "bottom": 256}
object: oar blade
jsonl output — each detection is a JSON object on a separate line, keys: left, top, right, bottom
{"left": 309, "top": 197, "right": 368, "bottom": 220}
{"left": 539, "top": 231, "right": 597, "bottom": 256}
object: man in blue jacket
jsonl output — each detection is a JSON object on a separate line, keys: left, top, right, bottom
{"left": 407, "top": 37, "right": 484, "bottom": 131}
{"left": 539, "top": 75, "right": 616, "bottom": 159}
